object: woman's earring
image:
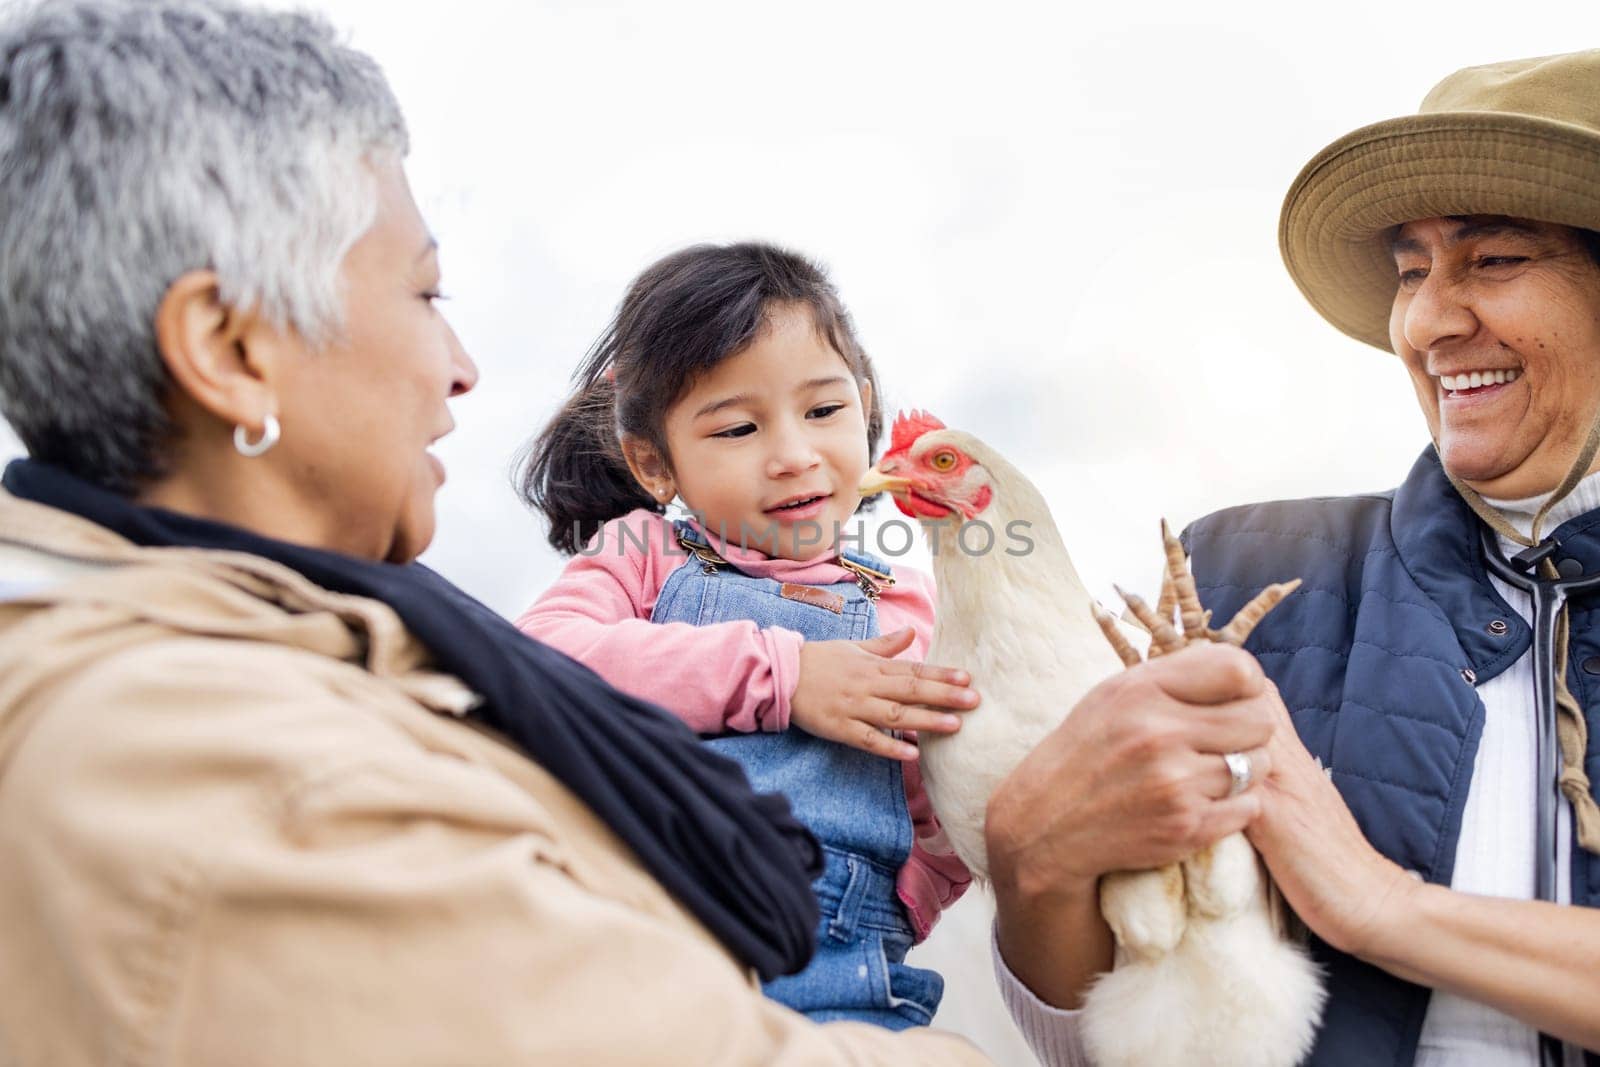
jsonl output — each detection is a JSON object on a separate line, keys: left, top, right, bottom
{"left": 234, "top": 414, "right": 280, "bottom": 458}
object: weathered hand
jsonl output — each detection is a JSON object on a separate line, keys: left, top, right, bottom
{"left": 1245, "top": 683, "right": 1420, "bottom": 957}
{"left": 986, "top": 642, "right": 1278, "bottom": 897}
{"left": 790, "top": 628, "right": 979, "bottom": 761}
{"left": 984, "top": 642, "right": 1280, "bottom": 1010}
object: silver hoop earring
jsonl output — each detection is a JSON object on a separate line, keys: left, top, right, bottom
{"left": 233, "top": 414, "right": 280, "bottom": 458}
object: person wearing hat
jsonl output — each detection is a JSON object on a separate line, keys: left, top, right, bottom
{"left": 984, "top": 49, "right": 1600, "bottom": 1067}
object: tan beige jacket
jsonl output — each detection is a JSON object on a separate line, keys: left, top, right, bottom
{"left": 0, "top": 490, "right": 989, "bottom": 1067}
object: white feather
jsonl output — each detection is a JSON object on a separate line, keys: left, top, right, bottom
{"left": 914, "top": 430, "right": 1126, "bottom": 879}
{"left": 899, "top": 428, "right": 1324, "bottom": 1066}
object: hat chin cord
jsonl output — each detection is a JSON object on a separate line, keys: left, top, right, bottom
{"left": 1444, "top": 408, "right": 1600, "bottom": 859}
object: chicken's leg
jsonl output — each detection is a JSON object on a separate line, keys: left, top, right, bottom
{"left": 1090, "top": 521, "right": 1301, "bottom": 961}
{"left": 1082, "top": 525, "right": 1323, "bottom": 1067}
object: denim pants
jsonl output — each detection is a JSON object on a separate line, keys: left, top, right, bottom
{"left": 651, "top": 522, "right": 944, "bottom": 1030}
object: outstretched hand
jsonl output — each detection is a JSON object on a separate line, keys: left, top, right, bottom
{"left": 1246, "top": 683, "right": 1418, "bottom": 957}
{"left": 791, "top": 628, "right": 979, "bottom": 761}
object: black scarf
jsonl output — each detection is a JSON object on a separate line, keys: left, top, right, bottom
{"left": 2, "top": 459, "right": 821, "bottom": 980}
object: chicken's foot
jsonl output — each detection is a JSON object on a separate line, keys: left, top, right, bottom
{"left": 1099, "top": 520, "right": 1301, "bottom": 654}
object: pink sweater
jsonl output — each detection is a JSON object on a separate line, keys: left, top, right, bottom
{"left": 516, "top": 509, "right": 971, "bottom": 941}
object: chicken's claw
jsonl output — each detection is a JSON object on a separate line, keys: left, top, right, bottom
{"left": 1161, "top": 519, "right": 1210, "bottom": 641}
{"left": 1092, "top": 603, "right": 1143, "bottom": 668}
{"left": 1214, "top": 579, "right": 1303, "bottom": 646}
{"left": 1155, "top": 568, "right": 1178, "bottom": 626}
{"left": 1113, "top": 584, "right": 1185, "bottom": 656}
{"left": 1094, "top": 521, "right": 1301, "bottom": 665}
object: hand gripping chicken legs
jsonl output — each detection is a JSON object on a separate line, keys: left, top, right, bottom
{"left": 1080, "top": 522, "right": 1324, "bottom": 1067}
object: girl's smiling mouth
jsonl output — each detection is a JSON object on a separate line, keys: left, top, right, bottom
{"left": 764, "top": 493, "right": 831, "bottom": 520}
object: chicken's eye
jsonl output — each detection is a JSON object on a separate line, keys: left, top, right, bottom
{"left": 930, "top": 450, "right": 958, "bottom": 472}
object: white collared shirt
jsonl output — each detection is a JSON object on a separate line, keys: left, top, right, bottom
{"left": 1414, "top": 473, "right": 1600, "bottom": 1067}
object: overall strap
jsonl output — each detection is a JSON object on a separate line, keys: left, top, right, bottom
{"left": 836, "top": 553, "right": 896, "bottom": 602}
{"left": 671, "top": 518, "right": 899, "bottom": 602}
{"left": 671, "top": 520, "right": 725, "bottom": 576}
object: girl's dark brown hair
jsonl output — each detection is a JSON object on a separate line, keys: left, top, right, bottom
{"left": 519, "top": 242, "right": 884, "bottom": 554}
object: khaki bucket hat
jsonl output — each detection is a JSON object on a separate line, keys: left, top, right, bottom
{"left": 1279, "top": 49, "right": 1600, "bottom": 352}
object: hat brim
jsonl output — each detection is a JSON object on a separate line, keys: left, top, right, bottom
{"left": 1279, "top": 111, "right": 1600, "bottom": 352}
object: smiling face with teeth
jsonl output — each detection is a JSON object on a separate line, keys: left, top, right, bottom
{"left": 1389, "top": 215, "right": 1600, "bottom": 498}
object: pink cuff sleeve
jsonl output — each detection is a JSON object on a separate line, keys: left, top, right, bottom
{"left": 515, "top": 511, "right": 798, "bottom": 735}
{"left": 991, "top": 923, "right": 1092, "bottom": 1067}
{"left": 896, "top": 754, "right": 972, "bottom": 942}
{"left": 760, "top": 626, "right": 803, "bottom": 732}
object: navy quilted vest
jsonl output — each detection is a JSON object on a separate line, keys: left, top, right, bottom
{"left": 1186, "top": 447, "right": 1600, "bottom": 1067}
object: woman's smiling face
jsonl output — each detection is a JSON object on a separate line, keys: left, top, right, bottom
{"left": 1389, "top": 215, "right": 1600, "bottom": 499}
{"left": 656, "top": 302, "right": 872, "bottom": 561}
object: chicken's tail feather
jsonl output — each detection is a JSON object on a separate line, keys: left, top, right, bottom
{"left": 1082, "top": 912, "right": 1326, "bottom": 1067}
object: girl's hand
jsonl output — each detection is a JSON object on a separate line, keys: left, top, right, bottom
{"left": 1245, "top": 682, "right": 1420, "bottom": 957}
{"left": 791, "top": 628, "right": 979, "bottom": 760}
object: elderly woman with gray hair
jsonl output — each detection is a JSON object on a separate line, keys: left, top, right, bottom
{"left": 987, "top": 49, "right": 1600, "bottom": 1067}
{"left": 0, "top": 2, "right": 1012, "bottom": 1061}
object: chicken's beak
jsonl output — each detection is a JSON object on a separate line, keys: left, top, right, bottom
{"left": 858, "top": 468, "right": 912, "bottom": 499}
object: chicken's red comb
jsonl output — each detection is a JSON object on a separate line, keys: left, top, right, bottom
{"left": 888, "top": 409, "right": 946, "bottom": 454}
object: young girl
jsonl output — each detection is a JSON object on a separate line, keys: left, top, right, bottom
{"left": 516, "top": 242, "right": 978, "bottom": 1031}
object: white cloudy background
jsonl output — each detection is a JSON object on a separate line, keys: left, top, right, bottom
{"left": 3, "top": 1, "right": 1598, "bottom": 1061}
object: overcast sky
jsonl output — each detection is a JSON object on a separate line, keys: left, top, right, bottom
{"left": 261, "top": 0, "right": 1600, "bottom": 616}
{"left": 4, "top": 2, "right": 1597, "bottom": 618}
{"left": 3, "top": 4, "right": 1598, "bottom": 1059}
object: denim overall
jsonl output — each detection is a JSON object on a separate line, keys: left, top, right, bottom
{"left": 651, "top": 520, "right": 944, "bottom": 1030}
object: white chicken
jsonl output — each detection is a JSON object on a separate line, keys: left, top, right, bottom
{"left": 858, "top": 410, "right": 1325, "bottom": 1067}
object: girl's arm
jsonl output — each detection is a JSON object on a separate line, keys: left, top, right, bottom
{"left": 517, "top": 511, "right": 802, "bottom": 735}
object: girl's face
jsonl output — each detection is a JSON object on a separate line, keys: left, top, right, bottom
{"left": 652, "top": 302, "right": 872, "bottom": 561}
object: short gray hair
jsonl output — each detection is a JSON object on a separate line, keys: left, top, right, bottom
{"left": 0, "top": 0, "right": 408, "bottom": 492}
